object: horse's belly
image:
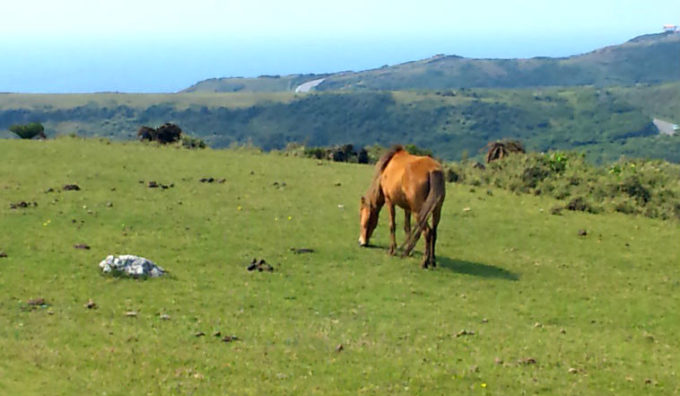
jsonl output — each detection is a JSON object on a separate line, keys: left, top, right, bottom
{"left": 385, "top": 188, "right": 411, "bottom": 210}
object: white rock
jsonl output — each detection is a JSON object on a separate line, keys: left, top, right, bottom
{"left": 99, "top": 255, "right": 166, "bottom": 278}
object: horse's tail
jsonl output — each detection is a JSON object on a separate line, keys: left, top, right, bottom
{"left": 402, "top": 169, "right": 446, "bottom": 254}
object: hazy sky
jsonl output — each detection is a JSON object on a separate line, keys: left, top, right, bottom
{"left": 2, "top": 0, "right": 679, "bottom": 92}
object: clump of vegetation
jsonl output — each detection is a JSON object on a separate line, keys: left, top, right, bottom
{"left": 447, "top": 150, "right": 680, "bottom": 220}
{"left": 9, "top": 122, "right": 46, "bottom": 139}
{"left": 281, "top": 142, "right": 436, "bottom": 165}
{"left": 137, "top": 123, "right": 182, "bottom": 144}
{"left": 181, "top": 135, "right": 207, "bottom": 149}
{"left": 403, "top": 144, "right": 433, "bottom": 157}
{"left": 485, "top": 139, "right": 525, "bottom": 163}
{"left": 306, "top": 144, "right": 369, "bottom": 163}
{"left": 281, "top": 143, "right": 370, "bottom": 164}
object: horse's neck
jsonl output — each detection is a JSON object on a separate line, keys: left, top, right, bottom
{"left": 369, "top": 182, "right": 385, "bottom": 208}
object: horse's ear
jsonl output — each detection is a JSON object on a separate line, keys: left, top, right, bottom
{"left": 360, "top": 196, "right": 366, "bottom": 205}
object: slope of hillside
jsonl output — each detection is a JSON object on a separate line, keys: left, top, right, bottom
{"left": 316, "top": 33, "right": 680, "bottom": 91}
{"left": 1, "top": 138, "right": 679, "bottom": 395}
{"left": 2, "top": 85, "right": 680, "bottom": 163}
{"left": 182, "top": 33, "right": 680, "bottom": 93}
{"left": 182, "top": 74, "right": 328, "bottom": 93}
{"left": 610, "top": 81, "right": 680, "bottom": 122}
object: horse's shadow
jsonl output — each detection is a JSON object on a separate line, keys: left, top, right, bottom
{"left": 436, "top": 256, "right": 519, "bottom": 281}
{"left": 366, "top": 244, "right": 519, "bottom": 281}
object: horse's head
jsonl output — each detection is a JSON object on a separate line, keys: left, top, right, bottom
{"left": 359, "top": 196, "right": 379, "bottom": 246}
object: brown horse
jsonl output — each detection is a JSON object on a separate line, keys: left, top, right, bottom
{"left": 359, "top": 145, "right": 446, "bottom": 268}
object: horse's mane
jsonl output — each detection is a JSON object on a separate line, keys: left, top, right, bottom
{"left": 366, "top": 145, "right": 404, "bottom": 204}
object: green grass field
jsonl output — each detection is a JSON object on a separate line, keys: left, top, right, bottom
{"left": 1, "top": 138, "right": 679, "bottom": 395}
{"left": 0, "top": 92, "right": 296, "bottom": 110}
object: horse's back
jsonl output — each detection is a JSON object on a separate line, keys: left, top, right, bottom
{"left": 381, "top": 152, "right": 443, "bottom": 210}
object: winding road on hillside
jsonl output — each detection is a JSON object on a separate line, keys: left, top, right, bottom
{"left": 294, "top": 78, "right": 325, "bottom": 93}
{"left": 653, "top": 118, "right": 678, "bottom": 136}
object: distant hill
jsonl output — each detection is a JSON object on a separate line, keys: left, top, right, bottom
{"left": 184, "top": 32, "right": 680, "bottom": 92}
{"left": 317, "top": 33, "right": 680, "bottom": 90}
{"left": 2, "top": 83, "right": 679, "bottom": 163}
{"left": 182, "top": 74, "right": 329, "bottom": 93}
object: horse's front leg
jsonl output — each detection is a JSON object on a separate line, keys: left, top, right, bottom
{"left": 403, "top": 209, "right": 411, "bottom": 250}
{"left": 387, "top": 202, "right": 397, "bottom": 255}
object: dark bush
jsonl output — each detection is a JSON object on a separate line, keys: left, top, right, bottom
{"left": 137, "top": 123, "right": 182, "bottom": 144}
{"left": 155, "top": 123, "right": 182, "bottom": 144}
{"left": 9, "top": 122, "right": 46, "bottom": 139}
{"left": 357, "top": 148, "right": 369, "bottom": 164}
{"left": 566, "top": 197, "right": 592, "bottom": 212}
{"left": 299, "top": 144, "right": 369, "bottom": 163}
{"left": 446, "top": 168, "right": 460, "bottom": 183}
{"left": 181, "top": 135, "right": 207, "bottom": 149}
{"left": 619, "top": 176, "right": 650, "bottom": 204}
{"left": 329, "top": 144, "right": 356, "bottom": 162}
{"left": 521, "top": 166, "right": 550, "bottom": 189}
{"left": 137, "top": 126, "right": 156, "bottom": 141}
{"left": 485, "top": 140, "right": 525, "bottom": 163}
{"left": 303, "top": 147, "right": 326, "bottom": 160}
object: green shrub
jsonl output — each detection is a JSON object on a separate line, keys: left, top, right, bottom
{"left": 9, "top": 122, "right": 46, "bottom": 139}
{"left": 618, "top": 176, "right": 650, "bottom": 204}
{"left": 283, "top": 143, "right": 374, "bottom": 164}
{"left": 181, "top": 135, "right": 207, "bottom": 149}
{"left": 403, "top": 144, "right": 433, "bottom": 157}
{"left": 446, "top": 150, "right": 680, "bottom": 220}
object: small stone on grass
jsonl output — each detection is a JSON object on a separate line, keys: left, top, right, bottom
{"left": 27, "top": 298, "right": 46, "bottom": 306}
{"left": 456, "top": 329, "right": 475, "bottom": 337}
{"left": 518, "top": 357, "right": 537, "bottom": 365}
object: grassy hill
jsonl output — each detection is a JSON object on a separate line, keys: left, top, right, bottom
{"left": 2, "top": 84, "right": 680, "bottom": 163}
{"left": 1, "top": 138, "right": 679, "bottom": 395}
{"left": 182, "top": 74, "right": 328, "bottom": 93}
{"left": 317, "top": 33, "right": 680, "bottom": 91}
{"left": 610, "top": 82, "right": 680, "bottom": 122}
{"left": 184, "top": 33, "right": 680, "bottom": 93}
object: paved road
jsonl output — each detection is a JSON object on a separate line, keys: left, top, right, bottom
{"left": 653, "top": 118, "right": 678, "bottom": 136}
{"left": 294, "top": 78, "right": 325, "bottom": 93}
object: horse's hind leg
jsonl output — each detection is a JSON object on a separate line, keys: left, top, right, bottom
{"left": 428, "top": 226, "right": 437, "bottom": 268}
{"left": 387, "top": 203, "right": 397, "bottom": 255}
{"left": 430, "top": 205, "right": 442, "bottom": 268}
{"left": 420, "top": 224, "right": 432, "bottom": 269}
{"left": 401, "top": 228, "right": 421, "bottom": 258}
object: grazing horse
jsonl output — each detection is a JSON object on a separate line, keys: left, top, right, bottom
{"left": 359, "top": 145, "right": 446, "bottom": 268}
